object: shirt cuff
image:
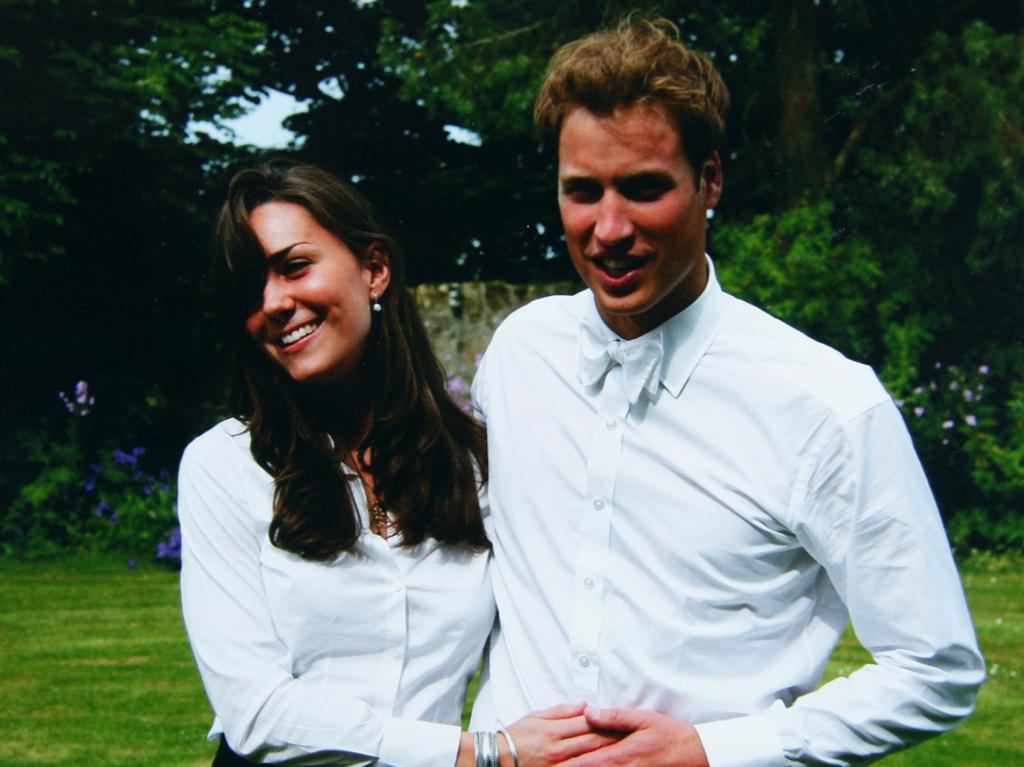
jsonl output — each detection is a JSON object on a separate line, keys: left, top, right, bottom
{"left": 379, "top": 718, "right": 462, "bottom": 767}
{"left": 694, "top": 713, "right": 788, "bottom": 767}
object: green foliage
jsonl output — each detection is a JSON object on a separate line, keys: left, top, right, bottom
{"left": 897, "top": 361, "right": 1024, "bottom": 551}
{"left": 0, "top": 0, "right": 266, "bottom": 281}
{"left": 715, "top": 202, "right": 885, "bottom": 363}
{"left": 5, "top": 430, "right": 87, "bottom": 560}
{"left": 2, "top": 383, "right": 177, "bottom": 562}
{"left": 1, "top": 1, "right": 1020, "bottom": 553}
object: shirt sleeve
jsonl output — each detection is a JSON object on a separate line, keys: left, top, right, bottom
{"left": 177, "top": 430, "right": 462, "bottom": 767}
{"left": 695, "top": 399, "right": 985, "bottom": 767}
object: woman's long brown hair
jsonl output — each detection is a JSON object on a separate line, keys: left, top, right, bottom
{"left": 212, "top": 162, "right": 487, "bottom": 560}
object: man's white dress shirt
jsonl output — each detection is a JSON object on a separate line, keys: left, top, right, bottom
{"left": 470, "top": 259, "right": 984, "bottom": 767}
{"left": 178, "top": 419, "right": 494, "bottom": 766}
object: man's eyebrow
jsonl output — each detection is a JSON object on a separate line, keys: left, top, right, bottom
{"left": 614, "top": 170, "right": 675, "bottom": 185}
{"left": 559, "top": 173, "right": 596, "bottom": 185}
{"left": 559, "top": 170, "right": 675, "bottom": 185}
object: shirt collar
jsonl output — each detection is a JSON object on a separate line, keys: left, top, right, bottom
{"left": 579, "top": 255, "right": 724, "bottom": 399}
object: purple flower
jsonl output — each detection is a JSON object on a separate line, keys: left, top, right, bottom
{"left": 965, "top": 414, "right": 978, "bottom": 427}
{"left": 84, "top": 464, "right": 103, "bottom": 492}
{"left": 949, "top": 381, "right": 960, "bottom": 392}
{"left": 964, "top": 390, "right": 975, "bottom": 403}
{"left": 58, "top": 391, "right": 74, "bottom": 413}
{"left": 978, "top": 365, "right": 989, "bottom": 375}
{"left": 942, "top": 419, "right": 955, "bottom": 429}
{"left": 94, "top": 501, "right": 111, "bottom": 518}
{"left": 446, "top": 374, "right": 470, "bottom": 396}
{"left": 113, "top": 449, "right": 134, "bottom": 466}
{"left": 113, "top": 446, "right": 145, "bottom": 468}
{"left": 127, "top": 559, "right": 138, "bottom": 570}
{"left": 894, "top": 398, "right": 904, "bottom": 407}
{"left": 157, "top": 527, "right": 183, "bottom": 561}
{"left": 934, "top": 361, "right": 943, "bottom": 369}
{"left": 913, "top": 406, "right": 926, "bottom": 417}
{"left": 109, "top": 512, "right": 119, "bottom": 524}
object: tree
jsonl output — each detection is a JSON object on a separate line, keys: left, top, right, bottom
{"left": 0, "top": 0, "right": 267, "bottom": 509}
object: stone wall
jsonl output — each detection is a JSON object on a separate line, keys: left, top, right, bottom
{"left": 412, "top": 280, "right": 579, "bottom": 386}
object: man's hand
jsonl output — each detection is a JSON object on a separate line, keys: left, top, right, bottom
{"left": 554, "top": 707, "right": 710, "bottom": 767}
{"left": 504, "top": 702, "right": 624, "bottom": 767}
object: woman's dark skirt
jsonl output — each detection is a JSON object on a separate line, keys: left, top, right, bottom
{"left": 213, "top": 736, "right": 259, "bottom": 766}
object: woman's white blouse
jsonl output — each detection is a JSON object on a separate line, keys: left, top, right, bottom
{"left": 178, "top": 419, "right": 494, "bottom": 766}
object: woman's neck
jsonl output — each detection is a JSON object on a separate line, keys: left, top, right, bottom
{"left": 299, "top": 376, "right": 375, "bottom": 453}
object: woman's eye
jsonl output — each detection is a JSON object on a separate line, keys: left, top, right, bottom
{"left": 282, "top": 259, "right": 311, "bottom": 276}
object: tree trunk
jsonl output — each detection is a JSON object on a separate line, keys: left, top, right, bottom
{"left": 775, "top": 0, "right": 828, "bottom": 205}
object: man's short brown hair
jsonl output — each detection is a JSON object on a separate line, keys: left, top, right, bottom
{"left": 534, "top": 18, "right": 729, "bottom": 172}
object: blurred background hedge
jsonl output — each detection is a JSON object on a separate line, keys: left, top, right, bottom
{"left": 2, "top": 0, "right": 1021, "bottom": 560}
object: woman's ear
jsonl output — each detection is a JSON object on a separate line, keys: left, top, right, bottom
{"left": 365, "top": 242, "right": 392, "bottom": 298}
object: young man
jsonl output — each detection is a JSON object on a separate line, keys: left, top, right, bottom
{"left": 470, "top": 19, "right": 984, "bottom": 767}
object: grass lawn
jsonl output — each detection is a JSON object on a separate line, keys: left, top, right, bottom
{"left": 0, "top": 554, "right": 1019, "bottom": 767}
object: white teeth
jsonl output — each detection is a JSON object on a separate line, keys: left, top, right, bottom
{"left": 600, "top": 257, "right": 639, "bottom": 275}
{"left": 280, "top": 322, "right": 318, "bottom": 345}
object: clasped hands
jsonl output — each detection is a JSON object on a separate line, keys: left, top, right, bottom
{"left": 505, "top": 701, "right": 711, "bottom": 767}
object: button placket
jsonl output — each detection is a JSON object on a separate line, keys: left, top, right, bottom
{"left": 568, "top": 379, "right": 630, "bottom": 699}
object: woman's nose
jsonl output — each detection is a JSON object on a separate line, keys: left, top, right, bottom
{"left": 262, "top": 276, "right": 295, "bottom": 320}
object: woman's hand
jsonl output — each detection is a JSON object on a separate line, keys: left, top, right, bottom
{"left": 502, "top": 702, "right": 623, "bottom": 767}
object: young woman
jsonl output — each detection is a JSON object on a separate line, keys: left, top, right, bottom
{"left": 178, "top": 163, "right": 611, "bottom": 767}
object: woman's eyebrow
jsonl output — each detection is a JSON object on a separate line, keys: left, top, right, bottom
{"left": 266, "top": 242, "right": 308, "bottom": 264}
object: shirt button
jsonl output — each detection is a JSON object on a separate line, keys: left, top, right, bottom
{"left": 583, "top": 577, "right": 595, "bottom": 589}
{"left": 592, "top": 499, "right": 605, "bottom": 511}
{"left": 605, "top": 418, "right": 618, "bottom": 430}
{"left": 578, "top": 655, "right": 591, "bottom": 668}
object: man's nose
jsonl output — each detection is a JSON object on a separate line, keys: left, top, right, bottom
{"left": 594, "top": 194, "right": 635, "bottom": 246}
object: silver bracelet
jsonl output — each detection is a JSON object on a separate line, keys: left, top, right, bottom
{"left": 487, "top": 731, "right": 498, "bottom": 767}
{"left": 474, "top": 730, "right": 499, "bottom": 767}
{"left": 498, "top": 729, "right": 520, "bottom": 767}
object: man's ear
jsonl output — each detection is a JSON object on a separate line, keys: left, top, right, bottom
{"left": 365, "top": 242, "right": 392, "bottom": 298}
{"left": 700, "top": 151, "right": 723, "bottom": 209}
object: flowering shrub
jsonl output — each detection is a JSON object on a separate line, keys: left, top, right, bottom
{"left": 443, "top": 352, "right": 483, "bottom": 415}
{"left": 898, "top": 361, "right": 1024, "bottom": 551}
{"left": 80, "top": 444, "right": 178, "bottom": 564}
{"left": 2, "top": 380, "right": 178, "bottom": 563}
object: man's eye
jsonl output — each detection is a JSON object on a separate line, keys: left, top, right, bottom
{"left": 620, "top": 179, "right": 672, "bottom": 201}
{"left": 561, "top": 180, "right": 601, "bottom": 202}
